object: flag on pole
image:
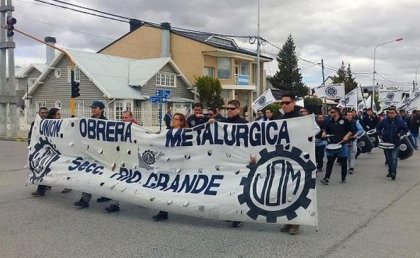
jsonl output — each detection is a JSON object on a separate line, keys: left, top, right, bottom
{"left": 337, "top": 87, "right": 362, "bottom": 109}
{"left": 313, "top": 83, "right": 345, "bottom": 100}
{"left": 252, "top": 88, "right": 276, "bottom": 112}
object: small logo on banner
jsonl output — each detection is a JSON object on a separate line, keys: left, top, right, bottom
{"left": 142, "top": 150, "right": 156, "bottom": 165}
{"left": 386, "top": 92, "right": 395, "bottom": 100}
{"left": 325, "top": 86, "right": 337, "bottom": 98}
{"left": 238, "top": 145, "right": 316, "bottom": 223}
{"left": 28, "top": 137, "right": 61, "bottom": 183}
{"left": 257, "top": 96, "right": 267, "bottom": 106}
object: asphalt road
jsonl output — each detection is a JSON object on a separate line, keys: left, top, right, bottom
{"left": 1, "top": 141, "right": 419, "bottom": 258}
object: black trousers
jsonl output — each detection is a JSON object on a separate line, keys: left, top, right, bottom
{"left": 325, "top": 155, "right": 348, "bottom": 181}
{"left": 37, "top": 185, "right": 47, "bottom": 195}
{"left": 315, "top": 145, "right": 325, "bottom": 169}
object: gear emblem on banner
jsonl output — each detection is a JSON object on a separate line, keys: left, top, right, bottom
{"left": 28, "top": 137, "right": 61, "bottom": 183}
{"left": 238, "top": 145, "right": 316, "bottom": 223}
{"left": 386, "top": 92, "right": 395, "bottom": 100}
{"left": 325, "top": 86, "right": 337, "bottom": 97}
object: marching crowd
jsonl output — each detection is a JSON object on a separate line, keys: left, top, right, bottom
{"left": 28, "top": 94, "right": 419, "bottom": 236}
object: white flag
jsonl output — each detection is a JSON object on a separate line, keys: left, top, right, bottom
{"left": 252, "top": 88, "right": 276, "bottom": 112}
{"left": 378, "top": 89, "right": 404, "bottom": 109}
{"left": 314, "top": 83, "right": 345, "bottom": 99}
{"left": 358, "top": 96, "right": 377, "bottom": 112}
{"left": 337, "top": 87, "right": 361, "bottom": 109}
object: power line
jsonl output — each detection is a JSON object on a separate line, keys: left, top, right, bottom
{"left": 33, "top": 0, "right": 128, "bottom": 23}
{"left": 48, "top": 0, "right": 131, "bottom": 20}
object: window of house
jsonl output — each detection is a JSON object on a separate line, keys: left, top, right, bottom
{"left": 240, "top": 62, "right": 250, "bottom": 75}
{"left": 203, "top": 66, "right": 215, "bottom": 78}
{"left": 156, "top": 72, "right": 176, "bottom": 87}
{"left": 76, "top": 100, "right": 84, "bottom": 117}
{"left": 35, "top": 101, "right": 47, "bottom": 111}
{"left": 67, "top": 67, "right": 81, "bottom": 82}
{"left": 126, "top": 102, "right": 132, "bottom": 111}
{"left": 217, "top": 57, "right": 231, "bottom": 79}
{"left": 115, "top": 101, "right": 123, "bottom": 120}
{"left": 252, "top": 63, "right": 257, "bottom": 84}
{"left": 54, "top": 68, "right": 61, "bottom": 78}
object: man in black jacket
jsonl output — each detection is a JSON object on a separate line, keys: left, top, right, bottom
{"left": 74, "top": 101, "right": 110, "bottom": 208}
{"left": 224, "top": 100, "right": 247, "bottom": 228}
{"left": 277, "top": 94, "right": 303, "bottom": 235}
{"left": 187, "top": 103, "right": 208, "bottom": 128}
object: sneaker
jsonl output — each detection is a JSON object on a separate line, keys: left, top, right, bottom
{"left": 386, "top": 173, "right": 392, "bottom": 178}
{"left": 231, "top": 221, "right": 243, "bottom": 228}
{"left": 391, "top": 174, "right": 396, "bottom": 180}
{"left": 320, "top": 178, "right": 329, "bottom": 185}
{"left": 280, "top": 224, "right": 291, "bottom": 232}
{"left": 289, "top": 225, "right": 300, "bottom": 235}
{"left": 152, "top": 211, "right": 168, "bottom": 221}
{"left": 105, "top": 204, "right": 120, "bottom": 213}
{"left": 96, "top": 197, "right": 112, "bottom": 203}
{"left": 61, "top": 188, "right": 72, "bottom": 193}
{"left": 348, "top": 168, "right": 354, "bottom": 174}
{"left": 340, "top": 179, "right": 347, "bottom": 183}
{"left": 74, "top": 199, "right": 89, "bottom": 209}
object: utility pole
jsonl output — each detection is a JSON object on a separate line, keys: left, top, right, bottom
{"left": 0, "top": 0, "right": 17, "bottom": 137}
{"left": 321, "top": 59, "right": 325, "bottom": 86}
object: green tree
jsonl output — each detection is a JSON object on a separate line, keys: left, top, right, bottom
{"left": 195, "top": 76, "right": 224, "bottom": 108}
{"left": 332, "top": 61, "right": 358, "bottom": 93}
{"left": 268, "top": 34, "right": 309, "bottom": 97}
{"left": 303, "top": 96, "right": 323, "bottom": 114}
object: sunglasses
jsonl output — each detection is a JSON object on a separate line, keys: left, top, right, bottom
{"left": 281, "top": 101, "right": 292, "bottom": 105}
{"left": 227, "top": 107, "right": 237, "bottom": 110}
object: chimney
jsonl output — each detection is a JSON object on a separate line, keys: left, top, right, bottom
{"left": 160, "top": 22, "right": 171, "bottom": 58}
{"left": 129, "top": 19, "right": 143, "bottom": 32}
{"left": 44, "top": 36, "right": 56, "bottom": 64}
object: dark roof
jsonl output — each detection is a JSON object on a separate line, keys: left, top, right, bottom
{"left": 171, "top": 29, "right": 272, "bottom": 60}
{"left": 98, "top": 24, "right": 272, "bottom": 60}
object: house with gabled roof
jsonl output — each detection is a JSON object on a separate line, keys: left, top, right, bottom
{"left": 23, "top": 49, "right": 195, "bottom": 130}
{"left": 98, "top": 21, "right": 273, "bottom": 117}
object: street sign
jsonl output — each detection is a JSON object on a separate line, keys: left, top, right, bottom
{"left": 149, "top": 96, "right": 161, "bottom": 103}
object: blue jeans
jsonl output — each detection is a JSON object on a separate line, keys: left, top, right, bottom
{"left": 384, "top": 147, "right": 399, "bottom": 175}
{"left": 411, "top": 133, "right": 418, "bottom": 150}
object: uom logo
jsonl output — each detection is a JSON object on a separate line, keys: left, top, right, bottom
{"left": 28, "top": 137, "right": 61, "bottom": 183}
{"left": 238, "top": 145, "right": 316, "bottom": 223}
{"left": 325, "top": 86, "right": 337, "bottom": 97}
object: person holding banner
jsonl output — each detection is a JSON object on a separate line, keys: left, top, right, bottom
{"left": 278, "top": 94, "right": 303, "bottom": 235}
{"left": 208, "top": 107, "right": 225, "bottom": 122}
{"left": 105, "top": 110, "right": 138, "bottom": 213}
{"left": 224, "top": 100, "right": 247, "bottom": 228}
{"left": 153, "top": 113, "right": 187, "bottom": 221}
{"left": 31, "top": 108, "right": 60, "bottom": 197}
{"left": 187, "top": 103, "right": 208, "bottom": 128}
{"left": 320, "top": 107, "right": 355, "bottom": 185}
{"left": 74, "top": 101, "right": 111, "bottom": 209}
{"left": 376, "top": 107, "right": 408, "bottom": 180}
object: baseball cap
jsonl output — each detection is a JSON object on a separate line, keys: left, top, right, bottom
{"left": 90, "top": 101, "right": 105, "bottom": 109}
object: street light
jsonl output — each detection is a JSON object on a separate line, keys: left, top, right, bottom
{"left": 372, "top": 37, "right": 403, "bottom": 108}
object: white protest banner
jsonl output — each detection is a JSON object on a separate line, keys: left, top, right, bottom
{"left": 314, "top": 83, "right": 345, "bottom": 99}
{"left": 252, "top": 88, "right": 276, "bottom": 112}
{"left": 28, "top": 116, "right": 318, "bottom": 226}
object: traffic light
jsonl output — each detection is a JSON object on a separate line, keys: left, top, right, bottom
{"left": 6, "top": 16, "right": 16, "bottom": 37}
{"left": 71, "top": 81, "right": 80, "bottom": 98}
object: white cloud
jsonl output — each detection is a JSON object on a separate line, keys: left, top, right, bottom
{"left": 10, "top": 0, "right": 420, "bottom": 88}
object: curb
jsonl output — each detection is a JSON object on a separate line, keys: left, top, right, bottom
{"left": 0, "top": 137, "right": 27, "bottom": 142}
